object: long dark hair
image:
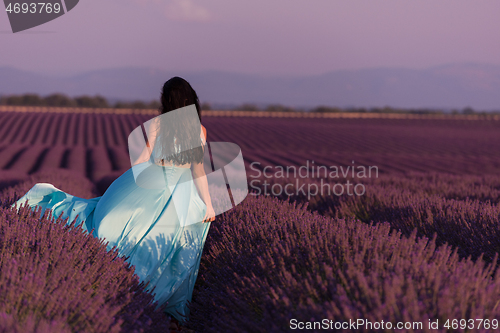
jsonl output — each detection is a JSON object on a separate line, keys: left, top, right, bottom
{"left": 154, "top": 77, "right": 204, "bottom": 165}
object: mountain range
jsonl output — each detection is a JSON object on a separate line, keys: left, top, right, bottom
{"left": 1, "top": 63, "right": 499, "bottom": 110}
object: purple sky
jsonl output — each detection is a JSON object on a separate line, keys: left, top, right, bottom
{"left": 1, "top": 0, "right": 500, "bottom": 76}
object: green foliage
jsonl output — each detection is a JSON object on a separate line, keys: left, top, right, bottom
{"left": 235, "top": 103, "right": 260, "bottom": 111}
{"left": 74, "top": 95, "right": 109, "bottom": 108}
{"left": 0, "top": 94, "right": 162, "bottom": 110}
{"left": 44, "top": 94, "right": 77, "bottom": 107}
{"left": 310, "top": 105, "right": 342, "bottom": 113}
{"left": 264, "top": 104, "right": 296, "bottom": 112}
{"left": 200, "top": 102, "right": 211, "bottom": 110}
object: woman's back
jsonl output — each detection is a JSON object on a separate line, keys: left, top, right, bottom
{"left": 151, "top": 124, "right": 207, "bottom": 168}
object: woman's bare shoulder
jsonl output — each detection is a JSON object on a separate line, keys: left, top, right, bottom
{"left": 153, "top": 115, "right": 161, "bottom": 125}
{"left": 201, "top": 124, "right": 207, "bottom": 139}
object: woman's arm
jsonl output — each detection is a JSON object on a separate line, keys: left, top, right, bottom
{"left": 192, "top": 162, "right": 212, "bottom": 206}
{"left": 192, "top": 125, "right": 215, "bottom": 222}
{"left": 132, "top": 118, "right": 159, "bottom": 166}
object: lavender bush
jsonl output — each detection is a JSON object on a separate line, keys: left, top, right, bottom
{"left": 0, "top": 168, "right": 98, "bottom": 208}
{"left": 188, "top": 194, "right": 500, "bottom": 333}
{"left": 249, "top": 172, "right": 500, "bottom": 265}
{"left": 0, "top": 169, "right": 171, "bottom": 333}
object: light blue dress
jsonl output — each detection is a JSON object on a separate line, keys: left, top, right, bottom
{"left": 11, "top": 139, "right": 210, "bottom": 323}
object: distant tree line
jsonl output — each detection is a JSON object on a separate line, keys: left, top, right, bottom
{"left": 227, "top": 103, "right": 500, "bottom": 115}
{"left": 0, "top": 93, "right": 499, "bottom": 115}
{"left": 0, "top": 93, "right": 161, "bottom": 109}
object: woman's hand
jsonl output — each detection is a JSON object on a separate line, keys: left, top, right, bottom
{"left": 202, "top": 203, "right": 216, "bottom": 223}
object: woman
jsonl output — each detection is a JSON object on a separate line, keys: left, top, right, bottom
{"left": 11, "top": 77, "right": 216, "bottom": 326}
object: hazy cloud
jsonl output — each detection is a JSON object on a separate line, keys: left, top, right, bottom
{"left": 164, "top": 0, "right": 211, "bottom": 22}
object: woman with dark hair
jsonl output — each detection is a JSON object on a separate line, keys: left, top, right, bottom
{"left": 12, "top": 77, "right": 216, "bottom": 328}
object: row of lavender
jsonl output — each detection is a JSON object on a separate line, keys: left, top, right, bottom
{"left": 249, "top": 172, "right": 500, "bottom": 265}
{"left": 0, "top": 112, "right": 140, "bottom": 188}
{"left": 186, "top": 194, "right": 500, "bottom": 332}
{"left": 205, "top": 116, "right": 500, "bottom": 176}
{"left": 0, "top": 169, "right": 172, "bottom": 332}
{"left": 1, "top": 112, "right": 500, "bottom": 193}
{"left": 0, "top": 144, "right": 134, "bottom": 196}
{"left": 0, "top": 112, "right": 143, "bottom": 147}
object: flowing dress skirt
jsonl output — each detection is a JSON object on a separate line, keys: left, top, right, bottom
{"left": 11, "top": 162, "right": 210, "bottom": 323}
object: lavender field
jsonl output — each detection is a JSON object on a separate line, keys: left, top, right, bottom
{"left": 1, "top": 111, "right": 499, "bottom": 187}
{"left": 1, "top": 110, "right": 500, "bottom": 332}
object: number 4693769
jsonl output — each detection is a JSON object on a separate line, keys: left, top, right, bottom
{"left": 5, "top": 2, "right": 62, "bottom": 14}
